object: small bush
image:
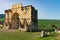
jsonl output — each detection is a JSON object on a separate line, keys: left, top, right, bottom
{"left": 0, "top": 25, "right": 3, "bottom": 28}
{"left": 39, "top": 25, "right": 56, "bottom": 32}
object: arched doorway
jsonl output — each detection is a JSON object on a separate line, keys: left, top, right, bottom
{"left": 11, "top": 13, "right": 19, "bottom": 29}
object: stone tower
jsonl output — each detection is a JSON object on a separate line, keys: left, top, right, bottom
{"left": 4, "top": 4, "right": 38, "bottom": 31}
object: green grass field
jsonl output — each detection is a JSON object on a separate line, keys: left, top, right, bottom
{"left": 38, "top": 19, "right": 60, "bottom": 30}
{"left": 38, "top": 19, "right": 60, "bottom": 26}
{"left": 0, "top": 19, "right": 60, "bottom": 40}
{"left": 0, "top": 31, "right": 60, "bottom": 40}
{"left": 0, "top": 18, "right": 4, "bottom": 21}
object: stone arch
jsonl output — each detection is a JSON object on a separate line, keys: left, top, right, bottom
{"left": 11, "top": 12, "right": 20, "bottom": 29}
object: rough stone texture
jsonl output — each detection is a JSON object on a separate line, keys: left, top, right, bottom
{"left": 4, "top": 4, "right": 38, "bottom": 31}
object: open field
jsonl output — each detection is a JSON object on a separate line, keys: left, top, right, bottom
{"left": 38, "top": 19, "right": 60, "bottom": 26}
{"left": 0, "top": 19, "right": 60, "bottom": 40}
{"left": 0, "top": 31, "right": 60, "bottom": 40}
{"left": 38, "top": 19, "right": 60, "bottom": 29}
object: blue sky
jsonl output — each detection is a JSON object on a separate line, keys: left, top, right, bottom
{"left": 0, "top": 0, "right": 60, "bottom": 19}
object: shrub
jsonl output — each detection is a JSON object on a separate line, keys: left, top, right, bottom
{"left": 0, "top": 25, "right": 3, "bottom": 29}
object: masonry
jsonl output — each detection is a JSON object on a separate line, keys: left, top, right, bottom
{"left": 4, "top": 3, "right": 38, "bottom": 31}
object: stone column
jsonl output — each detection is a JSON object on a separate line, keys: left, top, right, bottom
{"left": 4, "top": 10, "right": 9, "bottom": 29}
{"left": 41, "top": 30, "right": 45, "bottom": 37}
{"left": 8, "top": 10, "right": 12, "bottom": 29}
{"left": 9, "top": 10, "right": 12, "bottom": 23}
{"left": 24, "top": 19, "right": 26, "bottom": 31}
{"left": 18, "top": 16, "right": 21, "bottom": 30}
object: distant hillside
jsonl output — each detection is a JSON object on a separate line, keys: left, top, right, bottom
{"left": 0, "top": 14, "right": 4, "bottom": 18}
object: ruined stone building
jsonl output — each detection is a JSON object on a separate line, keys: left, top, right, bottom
{"left": 4, "top": 4, "right": 38, "bottom": 31}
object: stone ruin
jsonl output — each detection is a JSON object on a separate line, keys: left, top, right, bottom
{"left": 4, "top": 3, "right": 38, "bottom": 31}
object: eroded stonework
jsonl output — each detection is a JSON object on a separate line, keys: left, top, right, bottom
{"left": 4, "top": 4, "right": 38, "bottom": 31}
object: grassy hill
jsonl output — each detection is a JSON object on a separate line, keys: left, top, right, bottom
{"left": 0, "top": 14, "right": 4, "bottom": 18}
{"left": 0, "top": 14, "right": 4, "bottom": 21}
